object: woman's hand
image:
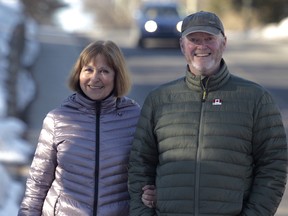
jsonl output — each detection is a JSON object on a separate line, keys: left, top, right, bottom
{"left": 142, "top": 185, "right": 156, "bottom": 208}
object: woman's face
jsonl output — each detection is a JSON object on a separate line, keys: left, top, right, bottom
{"left": 79, "top": 54, "right": 115, "bottom": 100}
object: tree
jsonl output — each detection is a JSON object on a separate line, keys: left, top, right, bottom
{"left": 20, "top": 0, "right": 66, "bottom": 24}
{"left": 231, "top": 0, "right": 288, "bottom": 24}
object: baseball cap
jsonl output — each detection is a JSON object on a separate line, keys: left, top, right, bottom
{"left": 181, "top": 11, "right": 225, "bottom": 37}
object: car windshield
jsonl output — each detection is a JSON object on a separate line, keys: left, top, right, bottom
{"left": 144, "top": 6, "right": 179, "bottom": 19}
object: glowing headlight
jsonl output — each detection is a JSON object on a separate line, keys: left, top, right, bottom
{"left": 176, "top": 21, "right": 183, "bottom": 32}
{"left": 144, "top": 20, "right": 157, "bottom": 33}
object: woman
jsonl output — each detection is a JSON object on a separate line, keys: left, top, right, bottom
{"left": 18, "top": 40, "right": 153, "bottom": 215}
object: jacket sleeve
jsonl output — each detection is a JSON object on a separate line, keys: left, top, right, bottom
{"left": 241, "top": 92, "right": 288, "bottom": 216}
{"left": 128, "top": 95, "right": 158, "bottom": 215}
{"left": 18, "top": 112, "right": 57, "bottom": 216}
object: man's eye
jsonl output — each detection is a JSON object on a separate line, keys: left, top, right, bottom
{"left": 191, "top": 38, "right": 200, "bottom": 43}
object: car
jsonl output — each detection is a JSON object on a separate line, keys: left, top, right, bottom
{"left": 134, "top": 2, "right": 183, "bottom": 48}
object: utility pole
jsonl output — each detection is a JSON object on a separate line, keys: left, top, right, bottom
{"left": 243, "top": 0, "right": 253, "bottom": 33}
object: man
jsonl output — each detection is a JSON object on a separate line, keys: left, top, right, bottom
{"left": 128, "top": 11, "right": 287, "bottom": 215}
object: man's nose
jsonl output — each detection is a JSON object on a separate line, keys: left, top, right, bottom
{"left": 196, "top": 39, "right": 207, "bottom": 46}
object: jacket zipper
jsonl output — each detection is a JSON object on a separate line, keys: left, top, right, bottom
{"left": 201, "top": 77, "right": 209, "bottom": 102}
{"left": 93, "top": 102, "right": 101, "bottom": 215}
{"left": 195, "top": 78, "right": 209, "bottom": 215}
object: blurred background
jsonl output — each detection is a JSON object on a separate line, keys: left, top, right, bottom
{"left": 0, "top": 0, "right": 287, "bottom": 215}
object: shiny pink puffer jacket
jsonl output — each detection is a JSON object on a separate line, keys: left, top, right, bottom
{"left": 19, "top": 93, "right": 140, "bottom": 216}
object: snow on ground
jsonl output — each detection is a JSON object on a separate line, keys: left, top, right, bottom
{"left": 53, "top": 0, "right": 95, "bottom": 32}
{"left": 259, "top": 17, "right": 288, "bottom": 40}
{"left": 244, "top": 16, "right": 288, "bottom": 41}
{"left": 0, "top": 117, "right": 33, "bottom": 163}
{"left": 0, "top": 165, "right": 23, "bottom": 216}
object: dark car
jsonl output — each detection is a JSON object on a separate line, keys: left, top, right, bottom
{"left": 134, "top": 2, "right": 183, "bottom": 48}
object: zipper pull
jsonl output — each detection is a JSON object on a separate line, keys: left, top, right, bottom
{"left": 202, "top": 90, "right": 207, "bottom": 102}
{"left": 201, "top": 77, "right": 209, "bottom": 102}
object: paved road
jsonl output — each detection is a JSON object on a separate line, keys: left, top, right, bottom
{"left": 25, "top": 27, "right": 287, "bottom": 215}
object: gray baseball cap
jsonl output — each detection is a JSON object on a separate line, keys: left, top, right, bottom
{"left": 181, "top": 11, "right": 225, "bottom": 37}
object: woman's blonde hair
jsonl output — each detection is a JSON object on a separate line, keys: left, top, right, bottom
{"left": 68, "top": 40, "right": 131, "bottom": 97}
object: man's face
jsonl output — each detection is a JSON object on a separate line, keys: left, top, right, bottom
{"left": 180, "top": 32, "right": 226, "bottom": 76}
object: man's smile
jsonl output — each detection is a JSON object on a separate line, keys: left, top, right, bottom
{"left": 194, "top": 53, "right": 211, "bottom": 57}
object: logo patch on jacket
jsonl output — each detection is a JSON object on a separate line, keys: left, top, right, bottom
{"left": 212, "top": 99, "right": 222, "bottom": 105}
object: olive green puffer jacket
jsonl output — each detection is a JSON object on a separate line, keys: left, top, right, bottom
{"left": 128, "top": 60, "right": 287, "bottom": 216}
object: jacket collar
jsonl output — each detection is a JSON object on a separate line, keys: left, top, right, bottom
{"left": 63, "top": 92, "right": 117, "bottom": 114}
{"left": 63, "top": 93, "right": 139, "bottom": 114}
{"left": 185, "top": 59, "right": 231, "bottom": 92}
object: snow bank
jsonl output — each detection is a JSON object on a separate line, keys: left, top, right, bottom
{"left": 0, "top": 164, "right": 22, "bottom": 216}
{"left": 0, "top": 117, "right": 33, "bottom": 163}
{"left": 261, "top": 17, "right": 288, "bottom": 40}
{"left": 0, "top": 1, "right": 39, "bottom": 215}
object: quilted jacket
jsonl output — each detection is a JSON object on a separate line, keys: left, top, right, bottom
{"left": 19, "top": 93, "right": 140, "bottom": 216}
{"left": 128, "top": 60, "right": 287, "bottom": 216}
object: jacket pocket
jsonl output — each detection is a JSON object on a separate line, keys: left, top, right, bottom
{"left": 54, "top": 193, "right": 91, "bottom": 216}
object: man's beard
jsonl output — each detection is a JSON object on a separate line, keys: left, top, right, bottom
{"left": 192, "top": 59, "right": 216, "bottom": 76}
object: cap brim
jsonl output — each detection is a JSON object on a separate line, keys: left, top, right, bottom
{"left": 182, "top": 26, "right": 221, "bottom": 37}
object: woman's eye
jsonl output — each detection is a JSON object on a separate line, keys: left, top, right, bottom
{"left": 84, "top": 68, "right": 93, "bottom": 73}
{"left": 100, "top": 69, "right": 109, "bottom": 74}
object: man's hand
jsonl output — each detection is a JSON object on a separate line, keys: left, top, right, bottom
{"left": 142, "top": 185, "right": 156, "bottom": 208}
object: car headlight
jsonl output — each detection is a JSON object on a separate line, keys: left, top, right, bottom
{"left": 176, "top": 21, "right": 182, "bottom": 32}
{"left": 144, "top": 20, "right": 157, "bottom": 33}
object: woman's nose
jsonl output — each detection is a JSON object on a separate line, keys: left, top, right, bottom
{"left": 91, "top": 71, "right": 100, "bottom": 81}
